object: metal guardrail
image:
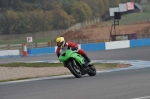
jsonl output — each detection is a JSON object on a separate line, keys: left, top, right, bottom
{"left": 0, "top": 44, "right": 23, "bottom": 50}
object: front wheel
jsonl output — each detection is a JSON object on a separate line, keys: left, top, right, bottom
{"left": 88, "top": 65, "right": 96, "bottom": 76}
{"left": 67, "top": 60, "right": 82, "bottom": 78}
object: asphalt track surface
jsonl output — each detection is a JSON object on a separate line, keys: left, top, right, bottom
{"left": 0, "top": 46, "right": 150, "bottom": 63}
{"left": 0, "top": 46, "right": 150, "bottom": 99}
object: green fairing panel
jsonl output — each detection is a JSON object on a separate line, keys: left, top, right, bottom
{"left": 70, "top": 52, "right": 84, "bottom": 65}
{"left": 58, "top": 50, "right": 72, "bottom": 62}
{"left": 58, "top": 50, "right": 84, "bottom": 65}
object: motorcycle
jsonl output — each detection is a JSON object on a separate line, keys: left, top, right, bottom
{"left": 58, "top": 49, "right": 96, "bottom": 78}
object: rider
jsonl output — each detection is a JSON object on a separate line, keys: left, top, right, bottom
{"left": 56, "top": 37, "right": 92, "bottom": 67}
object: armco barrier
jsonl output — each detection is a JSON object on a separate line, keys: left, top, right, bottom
{"left": 105, "top": 40, "right": 130, "bottom": 50}
{"left": 130, "top": 38, "right": 150, "bottom": 47}
{"left": 27, "top": 43, "right": 105, "bottom": 55}
{"left": 27, "top": 47, "right": 55, "bottom": 55}
{"left": 26, "top": 38, "right": 150, "bottom": 55}
{"left": 81, "top": 43, "right": 105, "bottom": 51}
{"left": 1, "top": 38, "right": 150, "bottom": 57}
{"left": 0, "top": 50, "right": 19, "bottom": 57}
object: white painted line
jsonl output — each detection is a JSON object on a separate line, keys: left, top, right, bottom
{"left": 132, "top": 96, "right": 150, "bottom": 99}
{"left": 0, "top": 75, "right": 74, "bottom": 85}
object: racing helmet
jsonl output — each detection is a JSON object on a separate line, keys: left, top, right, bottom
{"left": 56, "top": 37, "right": 65, "bottom": 48}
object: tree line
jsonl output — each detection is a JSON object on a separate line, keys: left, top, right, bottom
{"left": 0, "top": 0, "right": 141, "bottom": 35}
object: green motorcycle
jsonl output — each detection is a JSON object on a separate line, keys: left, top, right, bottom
{"left": 58, "top": 49, "right": 96, "bottom": 78}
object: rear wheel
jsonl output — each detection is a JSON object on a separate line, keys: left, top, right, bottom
{"left": 67, "top": 60, "right": 82, "bottom": 78}
{"left": 88, "top": 65, "right": 96, "bottom": 76}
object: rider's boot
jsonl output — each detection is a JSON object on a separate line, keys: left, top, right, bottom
{"left": 83, "top": 55, "right": 93, "bottom": 66}
{"left": 82, "top": 64, "right": 90, "bottom": 72}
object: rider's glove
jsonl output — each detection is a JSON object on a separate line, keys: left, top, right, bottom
{"left": 71, "top": 47, "right": 78, "bottom": 51}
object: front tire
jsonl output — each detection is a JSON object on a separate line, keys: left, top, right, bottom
{"left": 67, "top": 60, "right": 82, "bottom": 78}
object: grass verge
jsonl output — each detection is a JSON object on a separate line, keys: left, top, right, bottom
{"left": 0, "top": 37, "right": 55, "bottom": 45}
{"left": 0, "top": 62, "right": 64, "bottom": 67}
{"left": 0, "top": 62, "right": 130, "bottom": 68}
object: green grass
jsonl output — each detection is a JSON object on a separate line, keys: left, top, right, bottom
{"left": 0, "top": 62, "right": 128, "bottom": 68}
{"left": 119, "top": 12, "right": 150, "bottom": 25}
{"left": 119, "top": 3, "right": 150, "bottom": 25}
{"left": 101, "top": 3, "right": 150, "bottom": 26}
{"left": 142, "top": 3, "right": 150, "bottom": 13}
{"left": 0, "top": 37, "right": 55, "bottom": 45}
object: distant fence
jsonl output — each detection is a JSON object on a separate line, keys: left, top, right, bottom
{"left": 0, "top": 31, "right": 150, "bottom": 53}
{"left": 0, "top": 38, "right": 110, "bottom": 55}
{"left": 0, "top": 38, "right": 110, "bottom": 53}
{"left": 0, "top": 30, "right": 65, "bottom": 40}
{"left": 66, "top": 18, "right": 101, "bottom": 31}
{"left": 0, "top": 18, "right": 101, "bottom": 40}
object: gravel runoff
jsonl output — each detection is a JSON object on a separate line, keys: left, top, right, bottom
{"left": 0, "top": 63, "right": 130, "bottom": 81}
{"left": 0, "top": 67, "right": 70, "bottom": 81}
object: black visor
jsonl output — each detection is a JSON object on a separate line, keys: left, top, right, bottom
{"left": 57, "top": 41, "right": 64, "bottom": 47}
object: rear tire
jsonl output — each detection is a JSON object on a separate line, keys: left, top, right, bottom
{"left": 88, "top": 65, "right": 96, "bottom": 76}
{"left": 67, "top": 60, "right": 82, "bottom": 78}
